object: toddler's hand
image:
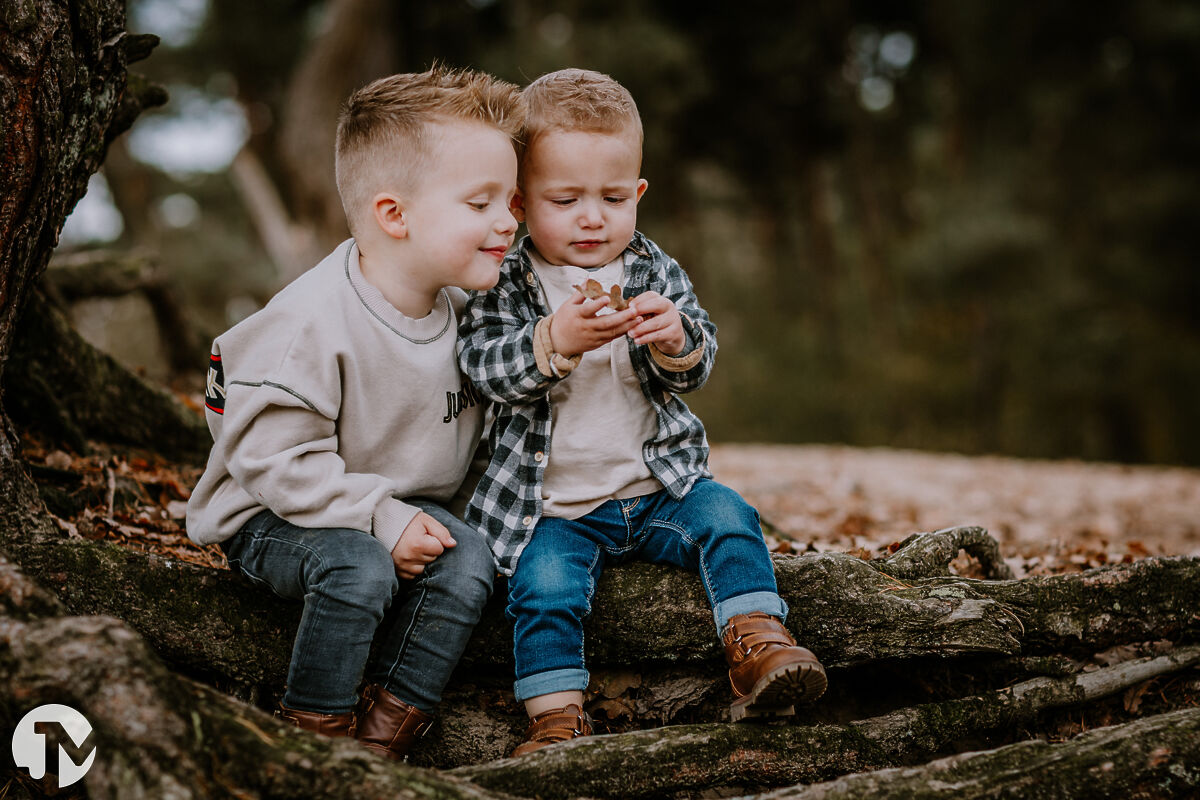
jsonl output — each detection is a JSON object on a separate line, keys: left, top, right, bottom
{"left": 627, "top": 292, "right": 687, "bottom": 355}
{"left": 549, "top": 291, "right": 641, "bottom": 356}
{"left": 391, "top": 511, "right": 456, "bottom": 579}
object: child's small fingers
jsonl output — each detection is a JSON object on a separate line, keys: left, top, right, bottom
{"left": 423, "top": 523, "right": 454, "bottom": 550}
{"left": 629, "top": 315, "right": 665, "bottom": 337}
{"left": 596, "top": 312, "right": 639, "bottom": 333}
{"left": 605, "top": 306, "right": 641, "bottom": 325}
{"left": 629, "top": 295, "right": 666, "bottom": 315}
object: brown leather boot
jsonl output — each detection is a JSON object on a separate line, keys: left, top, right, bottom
{"left": 354, "top": 683, "right": 433, "bottom": 761}
{"left": 277, "top": 703, "right": 357, "bottom": 737}
{"left": 510, "top": 704, "right": 593, "bottom": 757}
{"left": 723, "top": 612, "right": 827, "bottom": 721}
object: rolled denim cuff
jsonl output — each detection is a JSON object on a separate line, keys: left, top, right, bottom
{"left": 713, "top": 591, "right": 789, "bottom": 634}
{"left": 513, "top": 668, "right": 590, "bottom": 702}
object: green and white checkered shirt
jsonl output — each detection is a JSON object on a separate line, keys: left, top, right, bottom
{"left": 457, "top": 232, "right": 717, "bottom": 575}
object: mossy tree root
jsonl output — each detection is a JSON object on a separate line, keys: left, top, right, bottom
{"left": 452, "top": 646, "right": 1200, "bottom": 799}
{"left": 876, "top": 525, "right": 1015, "bottom": 580}
{"left": 0, "top": 551, "right": 513, "bottom": 800}
{"left": 750, "top": 705, "right": 1200, "bottom": 799}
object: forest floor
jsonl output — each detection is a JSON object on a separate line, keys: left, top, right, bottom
{"left": 17, "top": 435, "right": 1200, "bottom": 765}
{"left": 709, "top": 443, "right": 1200, "bottom": 576}
{"left": 24, "top": 436, "right": 1200, "bottom": 578}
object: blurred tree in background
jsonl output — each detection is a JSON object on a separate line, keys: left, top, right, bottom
{"left": 67, "top": 0, "right": 1200, "bottom": 465}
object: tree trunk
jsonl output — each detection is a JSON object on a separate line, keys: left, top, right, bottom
{"left": 10, "top": 519, "right": 1200, "bottom": 692}
{"left": 1, "top": 0, "right": 154, "bottom": 605}
{"left": 274, "top": 0, "right": 396, "bottom": 269}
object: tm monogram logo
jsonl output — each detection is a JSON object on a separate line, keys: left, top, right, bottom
{"left": 442, "top": 383, "right": 482, "bottom": 423}
{"left": 11, "top": 704, "right": 96, "bottom": 787}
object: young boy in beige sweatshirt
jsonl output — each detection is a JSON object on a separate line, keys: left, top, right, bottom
{"left": 187, "top": 66, "right": 522, "bottom": 760}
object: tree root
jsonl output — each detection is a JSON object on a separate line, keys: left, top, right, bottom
{"left": 452, "top": 645, "right": 1200, "bottom": 799}
{"left": 4, "top": 291, "right": 210, "bottom": 459}
{"left": 876, "top": 525, "right": 1015, "bottom": 580}
{"left": 0, "top": 552, "right": 513, "bottom": 800}
{"left": 6, "top": 521, "right": 1199, "bottom": 692}
{"left": 749, "top": 706, "right": 1200, "bottom": 799}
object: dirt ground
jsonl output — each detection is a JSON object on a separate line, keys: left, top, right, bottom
{"left": 709, "top": 443, "right": 1200, "bottom": 577}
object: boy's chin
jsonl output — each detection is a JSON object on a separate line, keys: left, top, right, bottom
{"left": 462, "top": 273, "right": 501, "bottom": 292}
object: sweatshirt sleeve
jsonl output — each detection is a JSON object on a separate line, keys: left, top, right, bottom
{"left": 216, "top": 365, "right": 419, "bottom": 555}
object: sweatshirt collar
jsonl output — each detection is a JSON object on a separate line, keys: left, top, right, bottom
{"left": 343, "top": 240, "right": 452, "bottom": 344}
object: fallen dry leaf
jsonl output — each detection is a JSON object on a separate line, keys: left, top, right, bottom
{"left": 590, "top": 697, "right": 636, "bottom": 721}
{"left": 1123, "top": 680, "right": 1154, "bottom": 714}
{"left": 573, "top": 278, "right": 629, "bottom": 311}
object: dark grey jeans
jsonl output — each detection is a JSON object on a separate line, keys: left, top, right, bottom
{"left": 222, "top": 500, "right": 494, "bottom": 714}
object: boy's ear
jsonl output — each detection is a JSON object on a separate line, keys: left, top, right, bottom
{"left": 509, "top": 190, "right": 526, "bottom": 223}
{"left": 373, "top": 193, "right": 408, "bottom": 240}
{"left": 635, "top": 178, "right": 649, "bottom": 203}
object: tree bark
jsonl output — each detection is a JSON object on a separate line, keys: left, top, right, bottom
{"left": 5, "top": 512, "right": 1198, "bottom": 772}
{"left": 876, "top": 525, "right": 1014, "bottom": 580}
{"left": 750, "top": 706, "right": 1200, "bottom": 799}
{"left": 10, "top": 522, "right": 1199, "bottom": 692}
{"left": 43, "top": 248, "right": 208, "bottom": 373}
{"left": 0, "top": 552, "right": 513, "bottom": 799}
{"left": 1, "top": 0, "right": 154, "bottom": 609}
{"left": 453, "top": 645, "right": 1200, "bottom": 799}
{"left": 5, "top": 290, "right": 210, "bottom": 458}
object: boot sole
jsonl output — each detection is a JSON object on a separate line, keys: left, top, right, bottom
{"left": 730, "top": 661, "right": 828, "bottom": 722}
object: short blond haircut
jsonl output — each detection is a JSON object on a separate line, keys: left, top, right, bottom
{"left": 336, "top": 65, "right": 525, "bottom": 238}
{"left": 520, "top": 68, "right": 643, "bottom": 175}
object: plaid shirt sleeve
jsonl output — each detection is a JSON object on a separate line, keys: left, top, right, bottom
{"left": 457, "top": 266, "right": 555, "bottom": 405}
{"left": 642, "top": 255, "right": 717, "bottom": 394}
{"left": 457, "top": 251, "right": 556, "bottom": 575}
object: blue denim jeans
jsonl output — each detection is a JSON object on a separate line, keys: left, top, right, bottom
{"left": 507, "top": 478, "right": 786, "bottom": 701}
{"left": 222, "top": 500, "right": 494, "bottom": 714}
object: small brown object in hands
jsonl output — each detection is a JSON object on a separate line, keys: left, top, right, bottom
{"left": 573, "top": 278, "right": 629, "bottom": 311}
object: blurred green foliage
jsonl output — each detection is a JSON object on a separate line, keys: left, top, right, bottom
{"left": 113, "top": 0, "right": 1200, "bottom": 464}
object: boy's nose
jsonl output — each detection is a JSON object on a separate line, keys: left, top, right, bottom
{"left": 497, "top": 206, "right": 518, "bottom": 234}
{"left": 579, "top": 201, "right": 603, "bottom": 227}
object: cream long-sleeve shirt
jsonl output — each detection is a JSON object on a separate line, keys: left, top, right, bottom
{"left": 186, "top": 239, "right": 484, "bottom": 553}
{"left": 530, "top": 249, "right": 662, "bottom": 519}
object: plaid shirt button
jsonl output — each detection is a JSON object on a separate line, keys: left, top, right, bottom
{"left": 523, "top": 515, "right": 533, "bottom": 526}
{"left": 534, "top": 451, "right": 544, "bottom": 462}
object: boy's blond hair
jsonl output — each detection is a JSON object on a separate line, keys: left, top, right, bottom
{"left": 336, "top": 65, "right": 525, "bottom": 238}
{"left": 520, "top": 68, "right": 643, "bottom": 173}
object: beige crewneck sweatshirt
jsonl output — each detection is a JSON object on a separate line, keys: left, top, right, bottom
{"left": 186, "top": 239, "right": 484, "bottom": 553}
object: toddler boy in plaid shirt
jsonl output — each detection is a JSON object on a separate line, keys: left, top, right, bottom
{"left": 458, "top": 68, "right": 827, "bottom": 756}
